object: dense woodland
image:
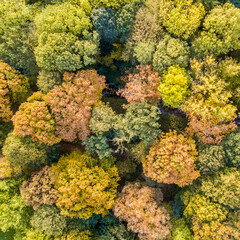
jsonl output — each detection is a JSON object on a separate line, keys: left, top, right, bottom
{"left": 0, "top": 0, "right": 240, "bottom": 239}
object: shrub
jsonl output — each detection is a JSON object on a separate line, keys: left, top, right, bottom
{"left": 20, "top": 166, "right": 58, "bottom": 210}
{"left": 153, "top": 35, "right": 190, "bottom": 74}
{"left": 192, "top": 3, "right": 240, "bottom": 56}
{"left": 52, "top": 151, "right": 120, "bottom": 219}
{"left": 112, "top": 182, "right": 172, "bottom": 240}
{"left": 12, "top": 92, "right": 61, "bottom": 146}
{"left": 118, "top": 65, "right": 161, "bottom": 104}
{"left": 31, "top": 205, "right": 67, "bottom": 237}
{"left": 158, "top": 65, "right": 189, "bottom": 108}
{"left": 0, "top": 60, "right": 31, "bottom": 122}
{"left": 2, "top": 133, "right": 59, "bottom": 168}
{"left": 143, "top": 130, "right": 200, "bottom": 187}
{"left": 44, "top": 70, "right": 106, "bottom": 142}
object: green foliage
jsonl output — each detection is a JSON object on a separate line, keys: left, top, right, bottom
{"left": 158, "top": 65, "right": 189, "bottom": 108}
{"left": 88, "top": 0, "right": 136, "bottom": 10}
{"left": 83, "top": 135, "right": 113, "bottom": 159}
{"left": 153, "top": 35, "right": 190, "bottom": 74}
{"left": 2, "top": 133, "right": 58, "bottom": 168}
{"left": 0, "top": 0, "right": 39, "bottom": 77}
{"left": 116, "top": 158, "right": 137, "bottom": 180}
{"left": 91, "top": 7, "right": 119, "bottom": 44}
{"left": 196, "top": 144, "right": 226, "bottom": 175}
{"left": 22, "top": 228, "right": 52, "bottom": 240}
{"left": 31, "top": 205, "right": 67, "bottom": 236}
{"left": 222, "top": 129, "right": 240, "bottom": 167}
{"left": 171, "top": 218, "right": 193, "bottom": 240}
{"left": 34, "top": 3, "right": 99, "bottom": 72}
{"left": 53, "top": 151, "right": 120, "bottom": 219}
{"left": 192, "top": 3, "right": 240, "bottom": 56}
{"left": 160, "top": 0, "right": 205, "bottom": 39}
{"left": 134, "top": 41, "right": 156, "bottom": 65}
{"left": 37, "top": 70, "right": 62, "bottom": 94}
{"left": 0, "top": 177, "right": 32, "bottom": 232}
{"left": 55, "top": 229, "right": 93, "bottom": 240}
{"left": 159, "top": 113, "right": 188, "bottom": 134}
{"left": 0, "top": 120, "right": 13, "bottom": 154}
{"left": 183, "top": 194, "right": 227, "bottom": 223}
{"left": 200, "top": 167, "right": 240, "bottom": 209}
{"left": 116, "top": 1, "right": 143, "bottom": 42}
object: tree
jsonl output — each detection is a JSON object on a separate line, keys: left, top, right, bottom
{"left": 91, "top": 8, "right": 119, "bottom": 44}
{"left": 30, "top": 205, "right": 67, "bottom": 237}
{"left": 0, "top": 60, "right": 31, "bottom": 122}
{"left": 118, "top": 65, "right": 161, "bottom": 103}
{"left": 0, "top": 0, "right": 39, "bottom": 77}
{"left": 37, "top": 70, "right": 62, "bottom": 94}
{"left": 20, "top": 166, "right": 58, "bottom": 210}
{"left": 44, "top": 70, "right": 106, "bottom": 142}
{"left": 12, "top": 92, "right": 61, "bottom": 146}
{"left": 88, "top": 0, "right": 136, "bottom": 10}
{"left": 2, "top": 133, "right": 59, "bottom": 168}
{"left": 182, "top": 56, "right": 237, "bottom": 144}
{"left": 55, "top": 229, "right": 93, "bottom": 240}
{"left": 143, "top": 130, "right": 200, "bottom": 187}
{"left": 196, "top": 144, "right": 226, "bottom": 175}
{"left": 159, "top": 0, "right": 205, "bottom": 39}
{"left": 222, "top": 129, "right": 240, "bottom": 167}
{"left": 122, "top": 7, "right": 163, "bottom": 63}
{"left": 52, "top": 151, "right": 120, "bottom": 219}
{"left": 112, "top": 182, "right": 172, "bottom": 240}
{"left": 0, "top": 120, "right": 13, "bottom": 154}
{"left": 0, "top": 157, "right": 23, "bottom": 179}
{"left": 158, "top": 65, "right": 189, "bottom": 108}
{"left": 200, "top": 167, "right": 240, "bottom": 209}
{"left": 192, "top": 3, "right": 240, "bottom": 56}
{"left": 34, "top": 2, "right": 99, "bottom": 72}
{"left": 171, "top": 218, "right": 193, "bottom": 240}
{"left": 153, "top": 35, "right": 190, "bottom": 74}
{"left": 22, "top": 228, "right": 52, "bottom": 240}
{"left": 0, "top": 177, "right": 32, "bottom": 232}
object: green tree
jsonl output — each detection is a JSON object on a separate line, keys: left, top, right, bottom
{"left": 158, "top": 65, "right": 189, "bottom": 108}
{"left": 0, "top": 177, "right": 32, "bottom": 232}
{"left": 159, "top": 0, "right": 205, "bottom": 39}
{"left": 2, "top": 133, "right": 59, "bottom": 168}
{"left": 34, "top": 2, "right": 99, "bottom": 72}
{"left": 31, "top": 205, "right": 67, "bottom": 237}
{"left": 153, "top": 35, "right": 190, "bottom": 74}
{"left": 192, "top": 3, "right": 240, "bottom": 56}
{"left": 0, "top": 0, "right": 39, "bottom": 77}
{"left": 52, "top": 151, "right": 120, "bottom": 219}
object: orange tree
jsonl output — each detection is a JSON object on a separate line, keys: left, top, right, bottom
{"left": 143, "top": 130, "right": 200, "bottom": 187}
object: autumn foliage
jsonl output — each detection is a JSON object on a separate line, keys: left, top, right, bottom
{"left": 117, "top": 65, "right": 161, "bottom": 103}
{"left": 44, "top": 70, "right": 106, "bottom": 142}
{"left": 52, "top": 151, "right": 119, "bottom": 219}
{"left": 12, "top": 92, "right": 60, "bottom": 145}
{"left": 0, "top": 60, "right": 31, "bottom": 122}
{"left": 113, "top": 182, "right": 172, "bottom": 240}
{"left": 143, "top": 130, "right": 200, "bottom": 187}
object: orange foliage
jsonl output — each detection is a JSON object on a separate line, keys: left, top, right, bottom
{"left": 186, "top": 115, "right": 237, "bottom": 144}
{"left": 117, "top": 65, "right": 161, "bottom": 103}
{"left": 143, "top": 130, "right": 200, "bottom": 187}
{"left": 12, "top": 92, "right": 60, "bottom": 145}
{"left": 112, "top": 182, "right": 172, "bottom": 240}
{"left": 44, "top": 70, "right": 106, "bottom": 142}
{"left": 0, "top": 60, "right": 30, "bottom": 122}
